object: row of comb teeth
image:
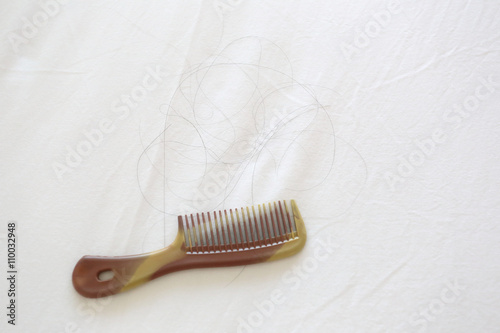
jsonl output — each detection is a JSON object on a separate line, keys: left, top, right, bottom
{"left": 180, "top": 200, "right": 298, "bottom": 254}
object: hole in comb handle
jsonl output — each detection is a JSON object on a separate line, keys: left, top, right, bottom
{"left": 97, "top": 270, "right": 114, "bottom": 282}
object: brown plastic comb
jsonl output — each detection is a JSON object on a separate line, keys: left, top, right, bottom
{"left": 72, "top": 200, "right": 306, "bottom": 298}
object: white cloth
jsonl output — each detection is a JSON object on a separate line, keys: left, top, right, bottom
{"left": 1, "top": 0, "right": 499, "bottom": 332}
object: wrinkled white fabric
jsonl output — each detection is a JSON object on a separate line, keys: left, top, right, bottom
{"left": 1, "top": 1, "right": 499, "bottom": 332}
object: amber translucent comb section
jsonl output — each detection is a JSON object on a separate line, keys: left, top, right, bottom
{"left": 72, "top": 200, "right": 306, "bottom": 298}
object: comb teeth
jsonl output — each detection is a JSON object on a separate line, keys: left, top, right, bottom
{"left": 180, "top": 200, "right": 299, "bottom": 254}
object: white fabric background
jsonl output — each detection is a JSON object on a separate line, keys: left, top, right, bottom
{"left": 1, "top": 1, "right": 500, "bottom": 332}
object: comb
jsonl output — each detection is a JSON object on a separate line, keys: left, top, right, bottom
{"left": 72, "top": 200, "right": 306, "bottom": 298}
